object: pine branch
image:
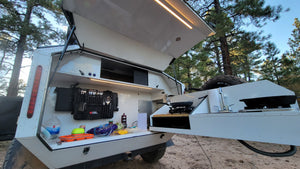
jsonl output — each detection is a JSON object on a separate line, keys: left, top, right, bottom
{"left": 200, "top": 10, "right": 213, "bottom": 17}
{"left": 198, "top": 1, "right": 214, "bottom": 11}
{"left": 224, "top": 31, "right": 244, "bottom": 39}
{"left": 0, "top": 0, "right": 22, "bottom": 22}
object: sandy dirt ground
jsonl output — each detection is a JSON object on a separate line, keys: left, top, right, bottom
{"left": 1, "top": 135, "right": 300, "bottom": 169}
{"left": 0, "top": 141, "right": 10, "bottom": 169}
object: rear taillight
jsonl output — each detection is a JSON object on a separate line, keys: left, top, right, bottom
{"left": 27, "top": 65, "right": 42, "bottom": 118}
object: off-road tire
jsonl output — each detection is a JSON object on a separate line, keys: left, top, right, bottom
{"left": 201, "top": 75, "right": 246, "bottom": 90}
{"left": 2, "top": 139, "right": 47, "bottom": 169}
{"left": 0, "top": 96, "right": 23, "bottom": 141}
{"left": 140, "top": 147, "right": 166, "bottom": 163}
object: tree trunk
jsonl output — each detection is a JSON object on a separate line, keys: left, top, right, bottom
{"left": 187, "top": 68, "right": 192, "bottom": 90}
{"left": 214, "top": 0, "right": 233, "bottom": 75}
{"left": 7, "top": 37, "right": 26, "bottom": 96}
{"left": 214, "top": 43, "right": 222, "bottom": 74}
{"left": 273, "top": 65, "right": 280, "bottom": 85}
{"left": 219, "top": 37, "right": 232, "bottom": 75}
{"left": 0, "top": 47, "right": 6, "bottom": 70}
{"left": 7, "top": 3, "right": 33, "bottom": 96}
{"left": 244, "top": 55, "right": 251, "bottom": 81}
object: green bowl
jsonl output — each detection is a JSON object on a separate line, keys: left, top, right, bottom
{"left": 72, "top": 128, "right": 85, "bottom": 134}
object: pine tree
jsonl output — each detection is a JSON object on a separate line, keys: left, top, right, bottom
{"left": 0, "top": 0, "right": 65, "bottom": 96}
{"left": 259, "top": 19, "right": 299, "bottom": 97}
{"left": 165, "top": 42, "right": 218, "bottom": 91}
{"left": 287, "top": 18, "right": 300, "bottom": 67}
{"left": 260, "top": 42, "right": 281, "bottom": 84}
{"left": 186, "top": 0, "right": 283, "bottom": 75}
{"left": 230, "top": 31, "right": 263, "bottom": 81}
{"left": 0, "top": 33, "right": 15, "bottom": 76}
{"left": 165, "top": 52, "right": 198, "bottom": 91}
{"left": 281, "top": 18, "right": 300, "bottom": 97}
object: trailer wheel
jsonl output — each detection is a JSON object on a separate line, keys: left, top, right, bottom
{"left": 140, "top": 146, "right": 166, "bottom": 163}
{"left": 2, "top": 139, "right": 47, "bottom": 169}
{"left": 201, "top": 75, "right": 246, "bottom": 90}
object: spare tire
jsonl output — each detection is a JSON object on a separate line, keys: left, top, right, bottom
{"left": 140, "top": 146, "right": 166, "bottom": 163}
{"left": 3, "top": 139, "right": 47, "bottom": 169}
{"left": 201, "top": 75, "right": 246, "bottom": 90}
{"left": 0, "top": 96, "right": 23, "bottom": 141}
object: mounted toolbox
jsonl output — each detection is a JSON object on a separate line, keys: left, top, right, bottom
{"left": 72, "top": 88, "right": 118, "bottom": 120}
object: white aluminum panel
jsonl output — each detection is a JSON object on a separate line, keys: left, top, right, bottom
{"left": 148, "top": 72, "right": 174, "bottom": 96}
{"left": 150, "top": 81, "right": 300, "bottom": 146}
{"left": 17, "top": 132, "right": 173, "bottom": 169}
{"left": 72, "top": 14, "right": 172, "bottom": 71}
{"left": 151, "top": 110, "right": 300, "bottom": 146}
{"left": 16, "top": 45, "right": 177, "bottom": 168}
{"left": 58, "top": 53, "right": 101, "bottom": 78}
{"left": 15, "top": 46, "right": 62, "bottom": 139}
{"left": 188, "top": 111, "right": 300, "bottom": 146}
{"left": 62, "top": 0, "right": 214, "bottom": 71}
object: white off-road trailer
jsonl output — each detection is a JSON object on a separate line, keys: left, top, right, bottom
{"left": 3, "top": 0, "right": 300, "bottom": 169}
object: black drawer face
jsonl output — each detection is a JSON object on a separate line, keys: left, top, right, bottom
{"left": 152, "top": 115, "right": 190, "bottom": 129}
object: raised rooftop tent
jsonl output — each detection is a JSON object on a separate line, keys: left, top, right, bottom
{"left": 62, "top": 0, "right": 215, "bottom": 71}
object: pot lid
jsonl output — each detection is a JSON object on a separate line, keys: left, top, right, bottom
{"left": 62, "top": 0, "right": 214, "bottom": 71}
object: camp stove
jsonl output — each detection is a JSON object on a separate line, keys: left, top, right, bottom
{"left": 169, "top": 102, "right": 194, "bottom": 114}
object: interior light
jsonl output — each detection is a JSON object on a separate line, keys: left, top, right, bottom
{"left": 90, "top": 78, "right": 152, "bottom": 90}
{"left": 154, "top": 0, "right": 193, "bottom": 29}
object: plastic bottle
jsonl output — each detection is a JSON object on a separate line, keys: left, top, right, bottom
{"left": 121, "top": 113, "right": 127, "bottom": 128}
{"left": 43, "top": 115, "right": 61, "bottom": 139}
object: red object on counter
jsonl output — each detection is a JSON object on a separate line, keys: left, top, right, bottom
{"left": 59, "top": 133, "right": 94, "bottom": 142}
{"left": 121, "top": 113, "right": 127, "bottom": 128}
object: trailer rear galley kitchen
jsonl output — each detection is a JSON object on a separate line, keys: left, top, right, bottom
{"left": 3, "top": 0, "right": 300, "bottom": 169}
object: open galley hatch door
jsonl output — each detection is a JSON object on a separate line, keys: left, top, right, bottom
{"left": 150, "top": 81, "right": 300, "bottom": 146}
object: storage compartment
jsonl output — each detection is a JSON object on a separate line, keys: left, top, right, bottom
{"left": 101, "top": 59, "right": 148, "bottom": 85}
{"left": 36, "top": 51, "right": 178, "bottom": 150}
{"left": 133, "top": 69, "right": 148, "bottom": 85}
{"left": 152, "top": 114, "right": 190, "bottom": 129}
{"left": 41, "top": 80, "right": 158, "bottom": 150}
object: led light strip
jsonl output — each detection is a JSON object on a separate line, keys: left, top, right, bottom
{"left": 90, "top": 78, "right": 152, "bottom": 90}
{"left": 166, "top": 0, "right": 194, "bottom": 25}
{"left": 154, "top": 0, "right": 192, "bottom": 29}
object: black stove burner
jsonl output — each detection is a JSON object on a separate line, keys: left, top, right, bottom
{"left": 169, "top": 101, "right": 193, "bottom": 114}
